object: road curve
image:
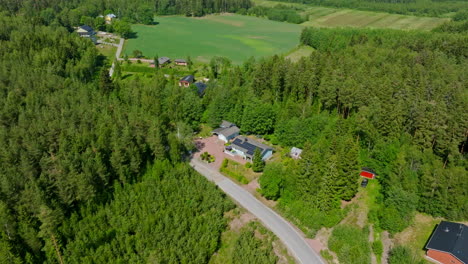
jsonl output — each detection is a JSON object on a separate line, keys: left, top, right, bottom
{"left": 190, "top": 159, "right": 324, "bottom": 264}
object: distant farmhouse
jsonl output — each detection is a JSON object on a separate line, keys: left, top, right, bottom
{"left": 290, "top": 147, "right": 302, "bottom": 159}
{"left": 179, "top": 75, "right": 194, "bottom": 87}
{"left": 175, "top": 59, "right": 187, "bottom": 66}
{"left": 212, "top": 121, "right": 239, "bottom": 143}
{"left": 105, "top": 14, "right": 117, "bottom": 23}
{"left": 229, "top": 136, "right": 273, "bottom": 161}
{"left": 76, "top": 25, "right": 97, "bottom": 44}
{"left": 158, "top": 57, "right": 171, "bottom": 67}
{"left": 425, "top": 221, "right": 468, "bottom": 264}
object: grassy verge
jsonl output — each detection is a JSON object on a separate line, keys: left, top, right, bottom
{"left": 393, "top": 213, "right": 440, "bottom": 261}
{"left": 220, "top": 159, "right": 250, "bottom": 184}
{"left": 210, "top": 209, "right": 296, "bottom": 264}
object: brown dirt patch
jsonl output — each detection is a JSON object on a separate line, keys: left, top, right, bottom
{"left": 229, "top": 211, "right": 256, "bottom": 232}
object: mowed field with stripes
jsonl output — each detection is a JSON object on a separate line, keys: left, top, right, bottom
{"left": 255, "top": 0, "right": 450, "bottom": 30}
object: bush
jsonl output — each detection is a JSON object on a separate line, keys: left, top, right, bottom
{"left": 220, "top": 159, "right": 249, "bottom": 184}
{"left": 259, "top": 163, "right": 284, "bottom": 200}
{"left": 372, "top": 240, "right": 383, "bottom": 261}
{"left": 388, "top": 245, "right": 424, "bottom": 264}
{"left": 245, "top": 162, "right": 252, "bottom": 168}
{"left": 328, "top": 225, "right": 371, "bottom": 264}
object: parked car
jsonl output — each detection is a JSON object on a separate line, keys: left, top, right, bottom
{"left": 361, "top": 178, "right": 369, "bottom": 188}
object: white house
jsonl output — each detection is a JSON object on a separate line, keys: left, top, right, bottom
{"left": 228, "top": 136, "right": 273, "bottom": 161}
{"left": 212, "top": 121, "right": 239, "bottom": 143}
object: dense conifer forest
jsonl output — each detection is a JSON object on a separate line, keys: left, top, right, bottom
{"left": 0, "top": 0, "right": 467, "bottom": 262}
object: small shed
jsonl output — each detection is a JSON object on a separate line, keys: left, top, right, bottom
{"left": 360, "top": 167, "right": 376, "bottom": 179}
{"left": 179, "top": 75, "right": 194, "bottom": 87}
{"left": 175, "top": 59, "right": 187, "bottom": 66}
{"left": 425, "top": 221, "right": 468, "bottom": 264}
{"left": 290, "top": 147, "right": 303, "bottom": 159}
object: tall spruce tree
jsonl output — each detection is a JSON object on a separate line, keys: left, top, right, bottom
{"left": 252, "top": 148, "right": 265, "bottom": 172}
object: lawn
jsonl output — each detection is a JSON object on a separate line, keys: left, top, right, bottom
{"left": 254, "top": 0, "right": 449, "bottom": 30}
{"left": 285, "top": 45, "right": 314, "bottom": 62}
{"left": 123, "top": 14, "right": 303, "bottom": 64}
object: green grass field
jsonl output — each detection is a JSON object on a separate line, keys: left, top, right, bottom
{"left": 255, "top": 0, "right": 449, "bottom": 30}
{"left": 124, "top": 15, "right": 302, "bottom": 64}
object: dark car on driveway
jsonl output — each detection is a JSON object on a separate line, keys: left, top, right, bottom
{"left": 361, "top": 178, "right": 369, "bottom": 188}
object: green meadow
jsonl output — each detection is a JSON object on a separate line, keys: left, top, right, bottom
{"left": 123, "top": 15, "right": 302, "bottom": 64}
{"left": 255, "top": 0, "right": 449, "bottom": 30}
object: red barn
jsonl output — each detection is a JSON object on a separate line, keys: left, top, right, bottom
{"left": 360, "top": 167, "right": 376, "bottom": 179}
{"left": 425, "top": 221, "right": 468, "bottom": 264}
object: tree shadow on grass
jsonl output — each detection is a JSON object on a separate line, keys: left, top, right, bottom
{"left": 127, "top": 32, "right": 138, "bottom": 39}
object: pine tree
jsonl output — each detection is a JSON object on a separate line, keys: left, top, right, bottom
{"left": 187, "top": 56, "right": 193, "bottom": 70}
{"left": 252, "top": 148, "right": 265, "bottom": 172}
{"left": 113, "top": 59, "right": 122, "bottom": 80}
{"left": 99, "top": 67, "right": 113, "bottom": 93}
{"left": 154, "top": 54, "right": 159, "bottom": 69}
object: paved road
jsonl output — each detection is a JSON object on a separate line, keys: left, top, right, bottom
{"left": 190, "top": 159, "right": 324, "bottom": 264}
{"left": 109, "top": 38, "right": 124, "bottom": 77}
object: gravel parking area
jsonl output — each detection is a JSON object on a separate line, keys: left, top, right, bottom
{"left": 194, "top": 136, "right": 246, "bottom": 169}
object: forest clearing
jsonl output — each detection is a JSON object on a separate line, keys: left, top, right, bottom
{"left": 123, "top": 15, "right": 302, "bottom": 64}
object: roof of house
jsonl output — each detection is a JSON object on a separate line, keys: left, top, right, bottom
{"left": 106, "top": 14, "right": 117, "bottom": 18}
{"left": 158, "top": 57, "right": 170, "bottom": 64}
{"left": 180, "top": 75, "right": 194, "bottom": 83}
{"left": 231, "top": 136, "right": 272, "bottom": 157}
{"left": 426, "top": 221, "right": 468, "bottom": 263}
{"left": 220, "top": 120, "right": 235, "bottom": 128}
{"left": 291, "top": 147, "right": 303, "bottom": 156}
{"left": 194, "top": 82, "right": 207, "bottom": 95}
{"left": 175, "top": 59, "right": 187, "bottom": 63}
{"left": 79, "top": 25, "right": 94, "bottom": 32}
{"left": 213, "top": 126, "right": 240, "bottom": 138}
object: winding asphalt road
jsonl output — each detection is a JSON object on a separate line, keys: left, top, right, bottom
{"left": 190, "top": 158, "right": 324, "bottom": 264}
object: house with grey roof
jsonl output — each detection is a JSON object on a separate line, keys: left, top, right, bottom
{"left": 228, "top": 136, "right": 273, "bottom": 161}
{"left": 175, "top": 59, "right": 187, "bottom": 66}
{"left": 212, "top": 120, "right": 239, "bottom": 143}
{"left": 158, "top": 57, "right": 171, "bottom": 67}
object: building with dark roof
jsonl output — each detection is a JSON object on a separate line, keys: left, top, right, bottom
{"left": 194, "top": 82, "right": 207, "bottom": 96}
{"left": 425, "top": 221, "right": 468, "bottom": 264}
{"left": 158, "top": 57, "right": 171, "bottom": 67}
{"left": 76, "top": 25, "right": 97, "bottom": 44}
{"left": 179, "top": 75, "right": 194, "bottom": 87}
{"left": 175, "top": 59, "right": 187, "bottom": 66}
{"left": 212, "top": 120, "right": 239, "bottom": 143}
{"left": 229, "top": 136, "right": 273, "bottom": 161}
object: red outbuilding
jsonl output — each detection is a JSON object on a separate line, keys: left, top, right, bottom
{"left": 360, "top": 167, "right": 376, "bottom": 179}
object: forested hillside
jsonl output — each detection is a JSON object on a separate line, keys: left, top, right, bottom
{"left": 0, "top": 13, "right": 236, "bottom": 262}
{"left": 202, "top": 27, "right": 467, "bottom": 234}
{"left": 0, "top": 0, "right": 252, "bottom": 25}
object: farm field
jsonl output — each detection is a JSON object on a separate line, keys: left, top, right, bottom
{"left": 255, "top": 0, "right": 449, "bottom": 30}
{"left": 123, "top": 15, "right": 302, "bottom": 64}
